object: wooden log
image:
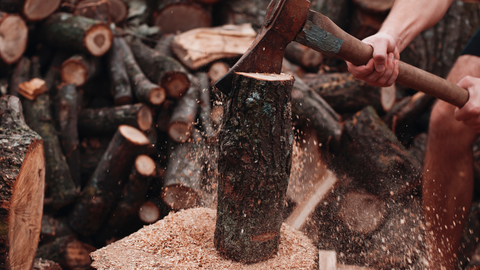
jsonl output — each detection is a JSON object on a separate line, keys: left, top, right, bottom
{"left": 17, "top": 78, "right": 47, "bottom": 100}
{"left": 0, "top": 0, "right": 60, "bottom": 21}
{"left": 108, "top": 0, "right": 128, "bottom": 23}
{"left": 214, "top": 72, "right": 294, "bottom": 263}
{"left": 36, "top": 235, "right": 95, "bottom": 270}
{"left": 23, "top": 93, "right": 77, "bottom": 209}
{"left": 44, "top": 51, "right": 70, "bottom": 94}
{"left": 171, "top": 23, "right": 256, "bottom": 70}
{"left": 138, "top": 200, "right": 161, "bottom": 224}
{"left": 310, "top": 0, "right": 350, "bottom": 30}
{"left": 352, "top": 0, "right": 395, "bottom": 14}
{"left": 69, "top": 125, "right": 150, "bottom": 236}
{"left": 152, "top": 0, "right": 211, "bottom": 34}
{"left": 9, "top": 56, "right": 30, "bottom": 96}
{"left": 33, "top": 258, "right": 62, "bottom": 270}
{"left": 196, "top": 72, "right": 216, "bottom": 141}
{"left": 284, "top": 42, "right": 323, "bottom": 70}
{"left": 161, "top": 130, "right": 204, "bottom": 210}
{"left": 56, "top": 83, "right": 81, "bottom": 188}
{"left": 41, "top": 12, "right": 113, "bottom": 57}
{"left": 0, "top": 12, "right": 28, "bottom": 64}
{"left": 130, "top": 39, "right": 190, "bottom": 100}
{"left": 208, "top": 61, "right": 230, "bottom": 84}
{"left": 384, "top": 92, "right": 435, "bottom": 133}
{"left": 167, "top": 77, "right": 199, "bottom": 143}
{"left": 40, "top": 215, "right": 73, "bottom": 244}
{"left": 156, "top": 99, "right": 175, "bottom": 133}
{"left": 116, "top": 36, "right": 166, "bottom": 106}
{"left": 108, "top": 35, "right": 132, "bottom": 106}
{"left": 60, "top": 0, "right": 80, "bottom": 12}
{"left": 0, "top": 96, "right": 45, "bottom": 270}
{"left": 79, "top": 136, "right": 110, "bottom": 184}
{"left": 60, "top": 54, "right": 99, "bottom": 87}
{"left": 349, "top": 9, "right": 385, "bottom": 43}
{"left": 458, "top": 201, "right": 480, "bottom": 269}
{"left": 74, "top": 0, "right": 110, "bottom": 22}
{"left": 215, "top": 0, "right": 271, "bottom": 31}
{"left": 380, "top": 84, "right": 396, "bottom": 112}
{"left": 153, "top": 33, "right": 175, "bottom": 58}
{"left": 319, "top": 250, "right": 337, "bottom": 270}
{"left": 78, "top": 103, "right": 152, "bottom": 136}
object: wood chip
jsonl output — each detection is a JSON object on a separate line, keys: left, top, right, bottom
{"left": 17, "top": 78, "right": 47, "bottom": 100}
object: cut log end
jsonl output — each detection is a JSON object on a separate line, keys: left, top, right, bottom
{"left": 381, "top": 84, "right": 396, "bottom": 112}
{"left": 149, "top": 87, "right": 166, "bottom": 105}
{"left": 0, "top": 14, "right": 28, "bottom": 64}
{"left": 109, "top": 0, "right": 128, "bottom": 23}
{"left": 138, "top": 201, "right": 161, "bottom": 223}
{"left": 161, "top": 185, "right": 199, "bottom": 210}
{"left": 236, "top": 72, "right": 294, "bottom": 81}
{"left": 162, "top": 72, "right": 190, "bottom": 99}
{"left": 23, "top": 0, "right": 61, "bottom": 21}
{"left": 208, "top": 62, "right": 230, "bottom": 83}
{"left": 84, "top": 24, "right": 113, "bottom": 57}
{"left": 153, "top": 4, "right": 211, "bottom": 34}
{"left": 135, "top": 155, "right": 156, "bottom": 177}
{"left": 7, "top": 141, "right": 45, "bottom": 269}
{"left": 137, "top": 105, "right": 153, "bottom": 132}
{"left": 118, "top": 125, "right": 150, "bottom": 145}
{"left": 168, "top": 122, "right": 192, "bottom": 143}
{"left": 338, "top": 191, "right": 387, "bottom": 234}
{"left": 61, "top": 58, "right": 88, "bottom": 86}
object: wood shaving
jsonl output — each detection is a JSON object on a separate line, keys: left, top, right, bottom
{"left": 91, "top": 207, "right": 317, "bottom": 269}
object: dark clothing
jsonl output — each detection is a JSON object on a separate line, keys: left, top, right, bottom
{"left": 461, "top": 27, "right": 480, "bottom": 56}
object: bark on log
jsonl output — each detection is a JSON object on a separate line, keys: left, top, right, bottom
{"left": 40, "top": 215, "right": 73, "bottom": 245}
{"left": 156, "top": 99, "right": 175, "bottom": 133}
{"left": 352, "top": 0, "right": 394, "bottom": 14}
{"left": 36, "top": 235, "right": 95, "bottom": 270}
{"left": 214, "top": 72, "right": 294, "bottom": 263}
{"left": 78, "top": 103, "right": 152, "bottom": 136}
{"left": 348, "top": 9, "right": 385, "bottom": 44}
{"left": 69, "top": 125, "right": 150, "bottom": 235}
{"left": 33, "top": 258, "right": 62, "bottom": 270}
{"left": 60, "top": 54, "right": 99, "bottom": 87}
{"left": 171, "top": 23, "right": 256, "bottom": 70}
{"left": 44, "top": 51, "right": 70, "bottom": 94}
{"left": 215, "top": 0, "right": 272, "bottom": 31}
{"left": 74, "top": 0, "right": 110, "bottom": 22}
{"left": 0, "top": 0, "right": 61, "bottom": 21}
{"left": 208, "top": 61, "right": 230, "bottom": 84}
{"left": 152, "top": 0, "right": 211, "bottom": 34}
{"left": 0, "top": 12, "right": 28, "bottom": 64}
{"left": 60, "top": 0, "right": 80, "bottom": 12}
{"left": 196, "top": 72, "right": 216, "bottom": 141}
{"left": 79, "top": 136, "right": 110, "bottom": 184}
{"left": 167, "top": 77, "right": 199, "bottom": 143}
{"left": 41, "top": 12, "right": 113, "bottom": 57}
{"left": 9, "top": 56, "right": 30, "bottom": 96}
{"left": 56, "top": 83, "right": 81, "bottom": 188}
{"left": 116, "top": 36, "right": 166, "bottom": 106}
{"left": 384, "top": 92, "right": 435, "bottom": 133}
{"left": 108, "top": 0, "right": 128, "bottom": 23}
{"left": 154, "top": 33, "right": 175, "bottom": 58}
{"left": 458, "top": 201, "right": 480, "bottom": 269}
{"left": 108, "top": 36, "right": 132, "bottom": 106}
{"left": 130, "top": 39, "right": 190, "bottom": 100}
{"left": 0, "top": 96, "right": 45, "bottom": 270}
{"left": 23, "top": 93, "right": 77, "bottom": 209}
{"left": 284, "top": 42, "right": 323, "bottom": 70}
{"left": 161, "top": 130, "right": 204, "bottom": 210}
{"left": 310, "top": 0, "right": 351, "bottom": 30}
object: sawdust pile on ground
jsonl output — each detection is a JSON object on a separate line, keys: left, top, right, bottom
{"left": 91, "top": 207, "right": 318, "bottom": 269}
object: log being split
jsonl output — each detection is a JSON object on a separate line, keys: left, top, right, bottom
{"left": 130, "top": 39, "right": 190, "bottom": 99}
{"left": 0, "top": 0, "right": 60, "bottom": 21}
{"left": 168, "top": 76, "right": 199, "bottom": 142}
{"left": 41, "top": 12, "right": 113, "bottom": 57}
{"left": 0, "top": 12, "right": 28, "bottom": 64}
{"left": 152, "top": 0, "right": 211, "bottom": 34}
{"left": 0, "top": 96, "right": 45, "bottom": 270}
{"left": 78, "top": 103, "right": 152, "bottom": 136}
{"left": 69, "top": 125, "right": 150, "bottom": 235}
{"left": 215, "top": 72, "right": 294, "bottom": 263}
{"left": 108, "top": 35, "right": 132, "bottom": 106}
{"left": 60, "top": 54, "right": 100, "bottom": 87}
{"left": 116, "top": 36, "right": 166, "bottom": 106}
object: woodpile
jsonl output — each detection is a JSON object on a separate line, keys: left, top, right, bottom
{"left": 0, "top": 0, "right": 479, "bottom": 269}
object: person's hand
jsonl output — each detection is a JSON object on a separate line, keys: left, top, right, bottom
{"left": 346, "top": 33, "right": 400, "bottom": 87}
{"left": 454, "top": 76, "right": 480, "bottom": 132}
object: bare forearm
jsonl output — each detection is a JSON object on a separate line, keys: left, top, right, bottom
{"left": 379, "top": 0, "right": 453, "bottom": 52}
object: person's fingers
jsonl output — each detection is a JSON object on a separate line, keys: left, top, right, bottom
{"left": 376, "top": 53, "right": 395, "bottom": 85}
{"left": 371, "top": 38, "right": 389, "bottom": 73}
{"left": 457, "top": 76, "right": 474, "bottom": 90}
{"left": 385, "top": 60, "right": 399, "bottom": 86}
{"left": 347, "top": 58, "right": 375, "bottom": 78}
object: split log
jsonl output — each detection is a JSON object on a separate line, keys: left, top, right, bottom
{"left": 78, "top": 103, "right": 152, "bottom": 136}
{"left": 284, "top": 42, "right": 323, "bottom": 70}
{"left": 33, "top": 258, "right": 62, "bottom": 270}
{"left": 108, "top": 35, "right": 132, "bottom": 106}
{"left": 171, "top": 23, "right": 256, "bottom": 70}
{"left": 36, "top": 235, "right": 95, "bottom": 270}
{"left": 215, "top": 0, "right": 272, "bottom": 31}
{"left": 40, "top": 215, "right": 73, "bottom": 244}
{"left": 60, "top": 54, "right": 100, "bottom": 87}
{"left": 17, "top": 78, "right": 48, "bottom": 100}
{"left": 167, "top": 77, "right": 199, "bottom": 143}
{"left": 96, "top": 154, "right": 156, "bottom": 243}
{"left": 152, "top": 0, "right": 211, "bottom": 34}
{"left": 154, "top": 33, "right": 175, "bottom": 58}
{"left": 69, "top": 125, "right": 150, "bottom": 236}
{"left": 74, "top": 0, "right": 110, "bottom": 22}
{"left": 0, "top": 0, "right": 60, "bottom": 21}
{"left": 0, "top": 12, "right": 28, "bottom": 64}
{"left": 41, "top": 13, "right": 113, "bottom": 57}
{"left": 161, "top": 130, "right": 204, "bottom": 210}
{"left": 130, "top": 39, "right": 190, "bottom": 99}
{"left": 56, "top": 83, "right": 81, "bottom": 188}
{"left": 215, "top": 72, "right": 294, "bottom": 263}
{"left": 0, "top": 96, "right": 45, "bottom": 270}
{"left": 23, "top": 93, "right": 77, "bottom": 209}
{"left": 9, "top": 56, "right": 30, "bottom": 96}
{"left": 207, "top": 61, "right": 230, "bottom": 84}
{"left": 116, "top": 36, "right": 166, "bottom": 106}
{"left": 302, "top": 73, "right": 383, "bottom": 114}
{"left": 352, "top": 0, "right": 394, "bottom": 14}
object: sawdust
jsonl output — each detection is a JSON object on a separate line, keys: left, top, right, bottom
{"left": 91, "top": 207, "right": 318, "bottom": 269}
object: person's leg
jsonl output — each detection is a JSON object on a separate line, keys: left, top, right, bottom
{"left": 423, "top": 54, "right": 480, "bottom": 269}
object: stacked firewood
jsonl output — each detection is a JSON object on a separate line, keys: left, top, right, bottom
{"left": 1, "top": 0, "right": 480, "bottom": 269}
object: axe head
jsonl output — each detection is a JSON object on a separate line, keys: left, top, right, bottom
{"left": 215, "top": 0, "right": 311, "bottom": 95}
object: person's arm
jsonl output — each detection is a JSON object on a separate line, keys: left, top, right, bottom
{"left": 347, "top": 0, "right": 454, "bottom": 87}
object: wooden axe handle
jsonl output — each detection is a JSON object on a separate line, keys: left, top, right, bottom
{"left": 296, "top": 10, "right": 469, "bottom": 108}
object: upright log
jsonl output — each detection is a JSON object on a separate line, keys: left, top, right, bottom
{"left": 0, "top": 0, "right": 61, "bottom": 21}
{"left": 0, "top": 96, "right": 45, "bottom": 270}
{"left": 0, "top": 12, "right": 28, "bottom": 64}
{"left": 69, "top": 125, "right": 150, "bottom": 236}
{"left": 215, "top": 72, "right": 294, "bottom": 263}
{"left": 108, "top": 35, "right": 132, "bottom": 106}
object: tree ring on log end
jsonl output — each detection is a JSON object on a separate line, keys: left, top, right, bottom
{"left": 153, "top": 4, "right": 211, "bottom": 34}
{"left": 135, "top": 155, "right": 156, "bottom": 177}
{"left": 0, "top": 14, "right": 28, "bottom": 64}
{"left": 139, "top": 201, "right": 161, "bottom": 224}
{"left": 162, "top": 72, "right": 190, "bottom": 99}
{"left": 61, "top": 58, "right": 88, "bottom": 86}
{"left": 338, "top": 191, "right": 387, "bottom": 234}
{"left": 168, "top": 122, "right": 192, "bottom": 143}
{"left": 161, "top": 185, "right": 199, "bottom": 210}
{"left": 23, "top": 0, "right": 61, "bottom": 21}
{"left": 84, "top": 24, "right": 113, "bottom": 56}
{"left": 118, "top": 125, "right": 150, "bottom": 145}
{"left": 148, "top": 87, "right": 166, "bottom": 105}
{"left": 136, "top": 105, "right": 153, "bottom": 132}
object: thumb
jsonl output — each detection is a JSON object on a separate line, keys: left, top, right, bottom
{"left": 371, "top": 38, "right": 390, "bottom": 73}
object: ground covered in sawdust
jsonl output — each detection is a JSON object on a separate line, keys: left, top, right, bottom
{"left": 91, "top": 207, "right": 318, "bottom": 269}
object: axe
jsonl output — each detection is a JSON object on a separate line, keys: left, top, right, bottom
{"left": 215, "top": 0, "right": 469, "bottom": 108}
